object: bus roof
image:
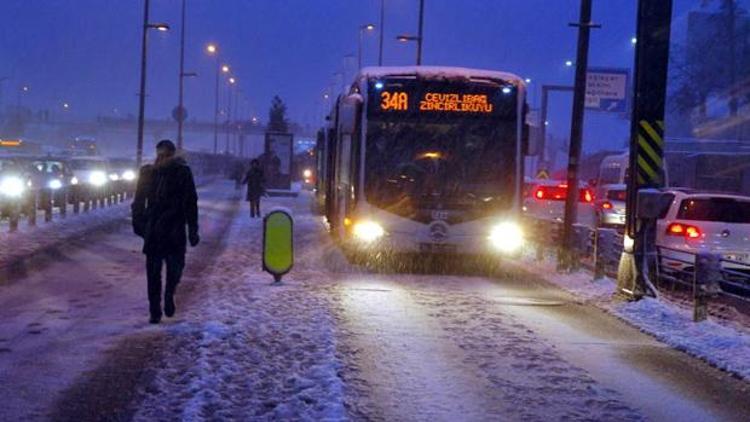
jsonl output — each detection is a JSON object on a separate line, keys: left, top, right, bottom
{"left": 358, "top": 66, "right": 525, "bottom": 85}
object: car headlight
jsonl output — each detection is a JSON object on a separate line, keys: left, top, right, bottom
{"left": 48, "top": 179, "right": 63, "bottom": 190}
{"left": 89, "top": 171, "right": 108, "bottom": 186}
{"left": 0, "top": 176, "right": 26, "bottom": 198}
{"left": 122, "top": 170, "right": 136, "bottom": 181}
{"left": 70, "top": 176, "right": 79, "bottom": 185}
{"left": 488, "top": 222, "right": 524, "bottom": 253}
{"left": 352, "top": 220, "right": 385, "bottom": 243}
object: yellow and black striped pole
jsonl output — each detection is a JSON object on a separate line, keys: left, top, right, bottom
{"left": 617, "top": 0, "right": 673, "bottom": 299}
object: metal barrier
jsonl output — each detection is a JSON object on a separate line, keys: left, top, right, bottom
{"left": 526, "top": 216, "right": 750, "bottom": 321}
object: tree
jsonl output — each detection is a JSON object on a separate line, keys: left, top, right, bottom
{"left": 268, "top": 95, "right": 289, "bottom": 132}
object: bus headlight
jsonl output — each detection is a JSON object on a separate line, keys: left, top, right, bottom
{"left": 353, "top": 221, "right": 385, "bottom": 243}
{"left": 122, "top": 170, "right": 136, "bottom": 181}
{"left": 70, "top": 176, "right": 79, "bottom": 185}
{"left": 48, "top": 179, "right": 63, "bottom": 190}
{"left": 108, "top": 173, "right": 120, "bottom": 181}
{"left": 489, "top": 222, "right": 524, "bottom": 253}
{"left": 89, "top": 171, "right": 108, "bottom": 187}
{"left": 0, "top": 176, "right": 26, "bottom": 198}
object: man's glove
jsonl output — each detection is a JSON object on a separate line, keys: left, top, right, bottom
{"left": 189, "top": 229, "right": 200, "bottom": 247}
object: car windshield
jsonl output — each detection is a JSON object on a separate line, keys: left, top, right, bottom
{"left": 677, "top": 197, "right": 750, "bottom": 223}
{"left": 364, "top": 79, "right": 517, "bottom": 220}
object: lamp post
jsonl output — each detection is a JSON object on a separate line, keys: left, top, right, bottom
{"left": 416, "top": 0, "right": 424, "bottom": 65}
{"left": 378, "top": 0, "right": 385, "bottom": 66}
{"left": 205, "top": 44, "right": 228, "bottom": 154}
{"left": 136, "top": 0, "right": 169, "bottom": 167}
{"left": 225, "top": 76, "right": 236, "bottom": 154}
{"left": 176, "top": 0, "right": 188, "bottom": 150}
{"left": 358, "top": 24, "right": 376, "bottom": 69}
{"left": 396, "top": 35, "right": 421, "bottom": 65}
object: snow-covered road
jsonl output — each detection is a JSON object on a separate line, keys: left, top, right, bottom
{"left": 1, "top": 184, "right": 749, "bottom": 421}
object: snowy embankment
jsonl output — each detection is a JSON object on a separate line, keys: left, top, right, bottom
{"left": 519, "top": 250, "right": 750, "bottom": 381}
{"left": 133, "top": 199, "right": 346, "bottom": 421}
{"left": 0, "top": 203, "right": 130, "bottom": 269}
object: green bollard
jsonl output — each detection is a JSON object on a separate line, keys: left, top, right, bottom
{"left": 263, "top": 209, "right": 294, "bottom": 283}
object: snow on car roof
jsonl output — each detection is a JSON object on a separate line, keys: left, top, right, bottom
{"left": 358, "top": 66, "right": 525, "bottom": 85}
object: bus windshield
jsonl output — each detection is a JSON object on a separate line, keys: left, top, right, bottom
{"left": 364, "top": 79, "right": 518, "bottom": 222}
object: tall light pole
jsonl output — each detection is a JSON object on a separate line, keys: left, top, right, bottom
{"left": 205, "top": 44, "right": 226, "bottom": 154}
{"left": 358, "top": 24, "right": 376, "bottom": 69}
{"left": 136, "top": 0, "right": 169, "bottom": 167}
{"left": 176, "top": 0, "right": 187, "bottom": 150}
{"left": 378, "top": 0, "right": 385, "bottom": 66}
{"left": 396, "top": 35, "right": 421, "bottom": 65}
{"left": 225, "top": 76, "right": 236, "bottom": 154}
{"left": 416, "top": 0, "right": 424, "bottom": 65}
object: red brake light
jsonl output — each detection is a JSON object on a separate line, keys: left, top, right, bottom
{"left": 601, "top": 201, "right": 613, "bottom": 210}
{"left": 534, "top": 188, "right": 544, "bottom": 199}
{"left": 667, "top": 223, "right": 702, "bottom": 239}
{"left": 685, "top": 225, "right": 701, "bottom": 239}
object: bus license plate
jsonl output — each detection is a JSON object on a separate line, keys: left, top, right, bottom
{"left": 419, "top": 243, "right": 457, "bottom": 253}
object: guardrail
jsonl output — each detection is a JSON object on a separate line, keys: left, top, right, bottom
{"left": 526, "top": 216, "right": 750, "bottom": 321}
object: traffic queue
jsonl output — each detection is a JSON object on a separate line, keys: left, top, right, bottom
{"left": 0, "top": 152, "right": 138, "bottom": 228}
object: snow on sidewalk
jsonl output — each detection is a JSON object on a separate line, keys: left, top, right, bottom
{"left": 133, "top": 199, "right": 346, "bottom": 421}
{"left": 519, "top": 250, "right": 750, "bottom": 381}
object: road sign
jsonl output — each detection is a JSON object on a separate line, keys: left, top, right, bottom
{"left": 172, "top": 106, "right": 188, "bottom": 122}
{"left": 585, "top": 68, "right": 629, "bottom": 113}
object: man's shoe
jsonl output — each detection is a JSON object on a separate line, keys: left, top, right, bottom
{"left": 149, "top": 315, "right": 161, "bottom": 324}
{"left": 164, "top": 294, "right": 176, "bottom": 317}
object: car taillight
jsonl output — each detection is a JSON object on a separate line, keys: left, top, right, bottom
{"left": 534, "top": 188, "right": 545, "bottom": 199}
{"left": 534, "top": 185, "right": 568, "bottom": 201}
{"left": 601, "top": 201, "right": 613, "bottom": 210}
{"left": 579, "top": 189, "right": 594, "bottom": 203}
{"left": 667, "top": 223, "right": 702, "bottom": 239}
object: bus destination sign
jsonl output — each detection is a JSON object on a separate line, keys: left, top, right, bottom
{"left": 380, "top": 91, "right": 495, "bottom": 114}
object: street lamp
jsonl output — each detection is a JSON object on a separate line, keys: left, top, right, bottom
{"left": 395, "top": 0, "right": 425, "bottom": 65}
{"left": 225, "top": 77, "right": 237, "bottom": 154}
{"left": 205, "top": 43, "right": 225, "bottom": 154}
{"left": 358, "top": 23, "right": 376, "bottom": 69}
{"left": 565, "top": 60, "right": 574, "bottom": 67}
{"left": 396, "top": 34, "right": 422, "bottom": 65}
{"left": 136, "top": 0, "right": 170, "bottom": 167}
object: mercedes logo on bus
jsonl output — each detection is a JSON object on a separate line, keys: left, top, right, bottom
{"left": 429, "top": 221, "right": 449, "bottom": 242}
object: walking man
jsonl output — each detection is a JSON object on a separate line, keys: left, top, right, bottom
{"left": 132, "top": 140, "right": 199, "bottom": 324}
{"left": 242, "top": 159, "right": 265, "bottom": 218}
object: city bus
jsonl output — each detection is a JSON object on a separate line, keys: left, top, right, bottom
{"left": 318, "top": 66, "right": 530, "bottom": 258}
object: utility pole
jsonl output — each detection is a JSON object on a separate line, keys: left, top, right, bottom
{"left": 176, "top": 0, "right": 187, "bottom": 150}
{"left": 378, "top": 0, "right": 385, "bottom": 66}
{"left": 617, "top": 0, "right": 673, "bottom": 298}
{"left": 416, "top": 0, "right": 425, "bottom": 65}
{"left": 559, "top": 0, "right": 599, "bottom": 270}
{"left": 135, "top": 0, "right": 151, "bottom": 167}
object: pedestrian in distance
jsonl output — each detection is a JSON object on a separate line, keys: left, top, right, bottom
{"left": 242, "top": 159, "right": 265, "bottom": 218}
{"left": 131, "top": 140, "right": 200, "bottom": 324}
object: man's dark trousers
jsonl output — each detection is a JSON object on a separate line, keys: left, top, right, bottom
{"left": 146, "top": 254, "right": 185, "bottom": 318}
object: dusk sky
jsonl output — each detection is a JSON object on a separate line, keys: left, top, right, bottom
{"left": 1, "top": 1, "right": 701, "bottom": 151}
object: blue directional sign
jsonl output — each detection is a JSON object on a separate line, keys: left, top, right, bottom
{"left": 585, "top": 68, "right": 630, "bottom": 113}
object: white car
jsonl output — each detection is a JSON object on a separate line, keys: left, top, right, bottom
{"left": 595, "top": 184, "right": 627, "bottom": 228}
{"left": 69, "top": 157, "right": 110, "bottom": 188}
{"left": 656, "top": 190, "right": 750, "bottom": 273}
{"left": 523, "top": 180, "right": 596, "bottom": 227}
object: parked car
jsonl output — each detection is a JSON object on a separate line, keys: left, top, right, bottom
{"left": 595, "top": 183, "right": 627, "bottom": 228}
{"left": 656, "top": 190, "right": 750, "bottom": 279}
{"left": 523, "top": 180, "right": 597, "bottom": 227}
